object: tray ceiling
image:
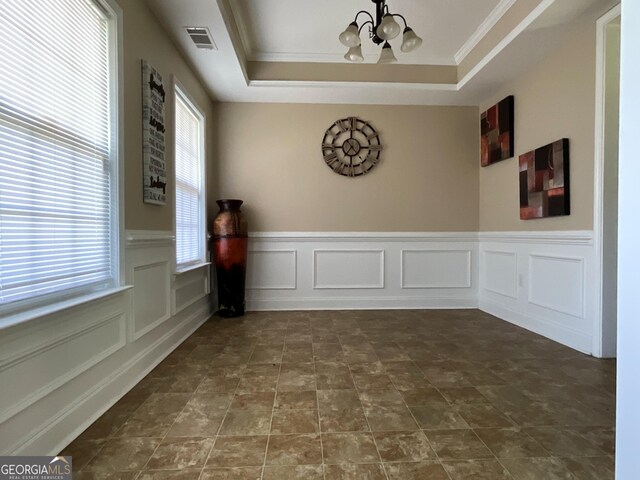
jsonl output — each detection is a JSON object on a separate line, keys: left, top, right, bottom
{"left": 230, "top": 0, "right": 502, "bottom": 65}
{"left": 142, "top": 0, "right": 618, "bottom": 105}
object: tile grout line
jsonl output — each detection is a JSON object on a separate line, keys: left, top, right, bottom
{"left": 259, "top": 332, "right": 286, "bottom": 480}
{"left": 341, "top": 334, "right": 391, "bottom": 480}
{"left": 310, "top": 333, "right": 327, "bottom": 479}
{"left": 386, "top": 353, "right": 455, "bottom": 480}
{"left": 200, "top": 339, "right": 258, "bottom": 475}
{"left": 141, "top": 336, "right": 224, "bottom": 474}
{"left": 73, "top": 373, "right": 168, "bottom": 472}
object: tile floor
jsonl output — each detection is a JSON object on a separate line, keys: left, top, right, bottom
{"left": 62, "top": 309, "right": 616, "bottom": 480}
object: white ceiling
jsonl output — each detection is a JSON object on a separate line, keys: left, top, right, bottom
{"left": 143, "top": 0, "right": 618, "bottom": 105}
{"left": 229, "top": 0, "right": 501, "bottom": 65}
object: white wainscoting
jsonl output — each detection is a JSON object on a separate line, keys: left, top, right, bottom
{"left": 246, "top": 232, "right": 479, "bottom": 311}
{"left": 0, "top": 230, "right": 213, "bottom": 456}
{"left": 478, "top": 231, "right": 596, "bottom": 354}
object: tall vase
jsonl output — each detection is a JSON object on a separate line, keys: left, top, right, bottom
{"left": 212, "top": 199, "right": 248, "bottom": 317}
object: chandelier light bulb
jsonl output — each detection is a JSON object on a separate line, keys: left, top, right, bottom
{"left": 339, "top": 21, "right": 361, "bottom": 47}
{"left": 376, "top": 14, "right": 401, "bottom": 40}
{"left": 344, "top": 44, "right": 364, "bottom": 62}
{"left": 377, "top": 41, "right": 397, "bottom": 64}
{"left": 400, "top": 27, "right": 423, "bottom": 52}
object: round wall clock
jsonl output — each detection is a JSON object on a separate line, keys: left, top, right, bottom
{"left": 321, "top": 117, "right": 382, "bottom": 177}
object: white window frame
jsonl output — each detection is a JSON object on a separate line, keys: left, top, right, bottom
{"left": 0, "top": 0, "right": 124, "bottom": 325}
{"left": 173, "top": 79, "right": 207, "bottom": 273}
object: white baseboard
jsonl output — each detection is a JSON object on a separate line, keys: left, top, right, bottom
{"left": 479, "top": 297, "right": 592, "bottom": 354}
{"left": 247, "top": 295, "right": 478, "bottom": 311}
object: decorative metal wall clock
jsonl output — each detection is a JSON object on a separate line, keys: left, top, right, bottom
{"left": 321, "top": 117, "right": 382, "bottom": 177}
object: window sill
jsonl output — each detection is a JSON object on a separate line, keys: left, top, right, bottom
{"left": 0, "top": 286, "right": 133, "bottom": 331}
{"left": 174, "top": 262, "right": 211, "bottom": 275}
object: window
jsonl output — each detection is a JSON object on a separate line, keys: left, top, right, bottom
{"left": 174, "top": 85, "right": 206, "bottom": 269}
{"left": 0, "top": 0, "right": 119, "bottom": 309}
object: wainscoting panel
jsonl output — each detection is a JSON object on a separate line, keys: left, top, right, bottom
{"left": 401, "top": 250, "right": 471, "bottom": 288}
{"left": 0, "top": 230, "right": 213, "bottom": 456}
{"left": 173, "top": 266, "right": 210, "bottom": 315}
{"left": 246, "top": 233, "right": 479, "bottom": 310}
{"left": 529, "top": 254, "right": 585, "bottom": 318}
{"left": 482, "top": 250, "right": 518, "bottom": 299}
{"left": 314, "top": 250, "right": 385, "bottom": 289}
{"left": 0, "top": 297, "right": 127, "bottom": 426}
{"left": 130, "top": 260, "right": 171, "bottom": 340}
{"left": 479, "top": 231, "right": 595, "bottom": 354}
{"left": 247, "top": 250, "right": 297, "bottom": 290}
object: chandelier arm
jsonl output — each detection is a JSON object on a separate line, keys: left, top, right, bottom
{"left": 389, "top": 13, "right": 408, "bottom": 29}
{"left": 353, "top": 10, "right": 375, "bottom": 25}
{"left": 358, "top": 20, "right": 374, "bottom": 35}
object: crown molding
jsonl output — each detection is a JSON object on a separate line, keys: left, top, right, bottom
{"left": 454, "top": 0, "right": 518, "bottom": 64}
{"left": 457, "top": 0, "right": 555, "bottom": 89}
{"left": 247, "top": 51, "right": 457, "bottom": 66}
{"left": 226, "top": 0, "right": 253, "bottom": 60}
{"left": 247, "top": 79, "right": 458, "bottom": 91}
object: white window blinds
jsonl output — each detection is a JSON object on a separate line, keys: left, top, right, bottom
{"left": 175, "top": 87, "right": 205, "bottom": 268}
{"left": 0, "top": 0, "right": 116, "bottom": 306}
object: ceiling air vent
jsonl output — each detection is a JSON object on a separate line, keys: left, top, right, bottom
{"left": 185, "top": 27, "right": 217, "bottom": 50}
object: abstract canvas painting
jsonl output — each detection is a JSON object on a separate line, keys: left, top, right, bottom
{"left": 519, "top": 138, "right": 570, "bottom": 220}
{"left": 480, "top": 95, "right": 514, "bottom": 166}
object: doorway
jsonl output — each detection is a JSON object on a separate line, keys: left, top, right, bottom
{"left": 594, "top": 5, "right": 621, "bottom": 358}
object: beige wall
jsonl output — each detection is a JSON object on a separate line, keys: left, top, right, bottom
{"left": 119, "top": 0, "right": 214, "bottom": 231}
{"left": 479, "top": 21, "right": 597, "bottom": 231}
{"left": 212, "top": 103, "right": 479, "bottom": 232}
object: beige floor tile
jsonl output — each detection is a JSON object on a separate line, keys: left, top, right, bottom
{"left": 442, "top": 459, "right": 513, "bottom": 479}
{"left": 323, "top": 463, "right": 387, "bottom": 480}
{"left": 270, "top": 409, "right": 319, "bottom": 434}
{"left": 218, "top": 410, "right": 272, "bottom": 436}
{"left": 274, "top": 391, "right": 317, "bottom": 410}
{"left": 524, "top": 426, "right": 608, "bottom": 457}
{"left": 71, "top": 470, "right": 140, "bottom": 480}
{"left": 262, "top": 464, "right": 323, "bottom": 480}
{"left": 60, "top": 438, "right": 106, "bottom": 471}
{"left": 145, "top": 437, "right": 215, "bottom": 470}
{"left": 364, "top": 406, "right": 419, "bottom": 431}
{"left": 322, "top": 432, "right": 380, "bottom": 464}
{"left": 409, "top": 404, "right": 469, "bottom": 429}
{"left": 84, "top": 437, "right": 161, "bottom": 473}
{"left": 373, "top": 431, "right": 437, "bottom": 463}
{"left": 501, "top": 457, "right": 577, "bottom": 480}
{"left": 205, "top": 436, "right": 268, "bottom": 468}
{"left": 137, "top": 471, "right": 201, "bottom": 480}
{"left": 383, "top": 461, "right": 450, "bottom": 480}
{"left": 474, "top": 427, "right": 549, "bottom": 458}
{"left": 456, "top": 404, "right": 514, "bottom": 428}
{"left": 166, "top": 406, "right": 224, "bottom": 438}
{"left": 229, "top": 392, "right": 275, "bottom": 411}
{"left": 200, "top": 467, "right": 262, "bottom": 480}
{"left": 439, "top": 387, "right": 490, "bottom": 405}
{"left": 559, "top": 456, "right": 614, "bottom": 480}
{"left": 265, "top": 434, "right": 322, "bottom": 465}
{"left": 424, "top": 429, "right": 494, "bottom": 460}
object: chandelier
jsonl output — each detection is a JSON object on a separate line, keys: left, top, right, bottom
{"left": 338, "top": 0, "right": 423, "bottom": 63}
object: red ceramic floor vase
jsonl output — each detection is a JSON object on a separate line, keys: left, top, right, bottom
{"left": 212, "top": 199, "right": 248, "bottom": 317}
